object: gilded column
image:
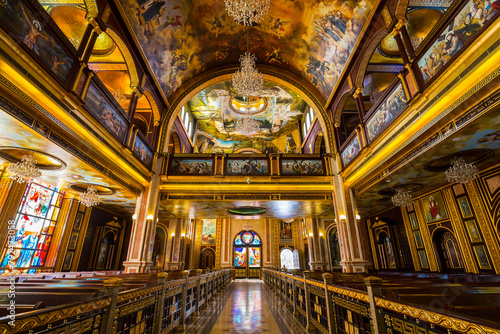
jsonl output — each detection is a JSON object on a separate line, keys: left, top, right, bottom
{"left": 413, "top": 200, "right": 439, "bottom": 272}
{"left": 0, "top": 178, "right": 26, "bottom": 251}
{"left": 400, "top": 206, "right": 421, "bottom": 271}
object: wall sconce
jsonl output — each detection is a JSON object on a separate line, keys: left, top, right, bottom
{"left": 355, "top": 214, "right": 361, "bottom": 220}
{"left": 146, "top": 214, "right": 154, "bottom": 221}
{"left": 319, "top": 232, "right": 323, "bottom": 237}
{"left": 132, "top": 214, "right": 137, "bottom": 220}
{"left": 181, "top": 232, "right": 186, "bottom": 238}
{"left": 171, "top": 232, "right": 175, "bottom": 237}
{"left": 339, "top": 214, "right": 346, "bottom": 221}
{"left": 308, "top": 232, "right": 313, "bottom": 237}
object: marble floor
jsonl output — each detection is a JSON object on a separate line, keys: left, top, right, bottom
{"left": 184, "top": 280, "right": 306, "bottom": 334}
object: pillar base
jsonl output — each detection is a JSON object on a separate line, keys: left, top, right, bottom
{"left": 340, "top": 260, "right": 372, "bottom": 273}
{"left": 123, "top": 260, "right": 154, "bottom": 273}
{"left": 308, "top": 261, "right": 326, "bottom": 271}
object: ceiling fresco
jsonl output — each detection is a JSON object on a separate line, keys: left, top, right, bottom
{"left": 0, "top": 109, "right": 138, "bottom": 215}
{"left": 188, "top": 80, "right": 309, "bottom": 153}
{"left": 120, "top": 0, "right": 376, "bottom": 99}
{"left": 355, "top": 105, "right": 500, "bottom": 217}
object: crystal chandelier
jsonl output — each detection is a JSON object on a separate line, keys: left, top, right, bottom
{"left": 235, "top": 116, "right": 260, "bottom": 136}
{"left": 224, "top": 0, "right": 270, "bottom": 26}
{"left": 391, "top": 187, "right": 412, "bottom": 207}
{"left": 79, "top": 185, "right": 100, "bottom": 207}
{"left": 445, "top": 156, "right": 479, "bottom": 184}
{"left": 232, "top": 28, "right": 264, "bottom": 97}
{"left": 7, "top": 155, "right": 42, "bottom": 184}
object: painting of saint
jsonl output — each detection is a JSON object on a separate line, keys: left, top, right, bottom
{"left": 226, "top": 159, "right": 269, "bottom": 175}
{"left": 17, "top": 232, "right": 39, "bottom": 268}
{"left": 0, "top": 1, "right": 74, "bottom": 82}
{"left": 365, "top": 84, "right": 408, "bottom": 142}
{"left": 457, "top": 197, "right": 473, "bottom": 218}
{"left": 201, "top": 219, "right": 216, "bottom": 245}
{"left": 279, "top": 220, "right": 293, "bottom": 244}
{"left": 169, "top": 159, "right": 213, "bottom": 175}
{"left": 133, "top": 136, "right": 153, "bottom": 167}
{"left": 84, "top": 83, "right": 128, "bottom": 141}
{"left": 418, "top": 0, "right": 500, "bottom": 83}
{"left": 465, "top": 220, "right": 482, "bottom": 243}
{"left": 341, "top": 136, "right": 361, "bottom": 167}
{"left": 281, "top": 159, "right": 324, "bottom": 175}
{"left": 421, "top": 191, "right": 448, "bottom": 223}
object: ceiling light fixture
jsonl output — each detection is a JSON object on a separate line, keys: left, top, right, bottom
{"left": 235, "top": 115, "right": 260, "bottom": 136}
{"left": 79, "top": 185, "right": 100, "bottom": 207}
{"left": 224, "top": 0, "right": 270, "bottom": 26}
{"left": 232, "top": 28, "right": 263, "bottom": 98}
{"left": 391, "top": 187, "right": 412, "bottom": 207}
{"left": 445, "top": 156, "right": 479, "bottom": 184}
{"left": 6, "top": 155, "right": 42, "bottom": 184}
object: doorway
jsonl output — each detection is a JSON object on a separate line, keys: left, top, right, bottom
{"left": 233, "top": 230, "right": 262, "bottom": 279}
{"left": 199, "top": 248, "right": 215, "bottom": 269}
{"left": 434, "top": 230, "right": 464, "bottom": 272}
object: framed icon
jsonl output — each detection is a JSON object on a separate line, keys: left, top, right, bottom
{"left": 464, "top": 220, "right": 482, "bottom": 243}
{"left": 473, "top": 245, "right": 491, "bottom": 270}
{"left": 421, "top": 191, "right": 448, "bottom": 223}
{"left": 418, "top": 250, "right": 429, "bottom": 269}
{"left": 409, "top": 212, "right": 419, "bottom": 230}
{"left": 413, "top": 231, "right": 424, "bottom": 249}
{"left": 74, "top": 213, "right": 83, "bottom": 230}
{"left": 68, "top": 232, "right": 79, "bottom": 250}
{"left": 457, "top": 197, "right": 473, "bottom": 218}
{"left": 62, "top": 251, "right": 74, "bottom": 270}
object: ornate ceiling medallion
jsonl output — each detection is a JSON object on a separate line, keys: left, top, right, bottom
{"left": 0, "top": 146, "right": 66, "bottom": 170}
{"left": 224, "top": 0, "right": 270, "bottom": 26}
{"left": 229, "top": 96, "right": 268, "bottom": 115}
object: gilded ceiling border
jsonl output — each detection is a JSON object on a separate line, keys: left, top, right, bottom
{"left": 158, "top": 66, "right": 336, "bottom": 156}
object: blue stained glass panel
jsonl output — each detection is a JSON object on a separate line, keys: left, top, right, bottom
{"left": 234, "top": 234, "right": 243, "bottom": 245}
{"left": 251, "top": 234, "right": 261, "bottom": 245}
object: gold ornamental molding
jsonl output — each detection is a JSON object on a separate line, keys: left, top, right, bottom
{"left": 413, "top": 199, "right": 439, "bottom": 272}
{"left": 105, "top": 29, "right": 139, "bottom": 89}
{"left": 158, "top": 65, "right": 336, "bottom": 156}
{"left": 400, "top": 207, "right": 421, "bottom": 271}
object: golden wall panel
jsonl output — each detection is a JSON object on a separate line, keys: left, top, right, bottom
{"left": 413, "top": 200, "right": 439, "bottom": 272}
{"left": 400, "top": 207, "right": 421, "bottom": 271}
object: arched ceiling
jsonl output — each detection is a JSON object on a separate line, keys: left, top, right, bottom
{"left": 119, "top": 0, "right": 377, "bottom": 100}
{"left": 187, "top": 80, "right": 313, "bottom": 154}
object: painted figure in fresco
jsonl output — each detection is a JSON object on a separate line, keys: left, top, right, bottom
{"left": 157, "top": 11, "right": 183, "bottom": 31}
{"left": 306, "top": 56, "right": 330, "bottom": 88}
{"left": 168, "top": 50, "right": 189, "bottom": 90}
{"left": 268, "top": 17, "right": 290, "bottom": 38}
{"left": 426, "top": 53, "right": 444, "bottom": 77}
{"left": 477, "top": 130, "right": 500, "bottom": 144}
{"left": 51, "top": 55, "right": 67, "bottom": 76}
{"left": 19, "top": 3, "right": 55, "bottom": 55}
{"left": 231, "top": 161, "right": 241, "bottom": 174}
{"left": 486, "top": 0, "right": 500, "bottom": 20}
{"left": 17, "top": 232, "right": 39, "bottom": 268}
{"left": 265, "top": 47, "right": 288, "bottom": 64}
{"left": 442, "top": 31, "right": 464, "bottom": 57}
{"left": 428, "top": 196, "right": 442, "bottom": 220}
{"left": 460, "top": 13, "right": 483, "bottom": 39}
{"left": 207, "top": 16, "right": 224, "bottom": 38}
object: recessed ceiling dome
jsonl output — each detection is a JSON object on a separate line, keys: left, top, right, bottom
{"left": 229, "top": 96, "right": 268, "bottom": 115}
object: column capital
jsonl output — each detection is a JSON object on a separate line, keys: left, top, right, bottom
{"left": 352, "top": 87, "right": 363, "bottom": 99}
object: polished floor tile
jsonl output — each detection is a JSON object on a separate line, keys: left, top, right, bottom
{"left": 209, "top": 280, "right": 283, "bottom": 333}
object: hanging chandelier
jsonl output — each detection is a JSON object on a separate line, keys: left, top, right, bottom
{"left": 79, "top": 185, "right": 100, "bottom": 207}
{"left": 224, "top": 0, "right": 270, "bottom": 26}
{"left": 7, "top": 155, "right": 42, "bottom": 184}
{"left": 445, "top": 156, "right": 479, "bottom": 184}
{"left": 232, "top": 28, "right": 264, "bottom": 97}
{"left": 235, "top": 116, "right": 260, "bottom": 136}
{"left": 391, "top": 187, "right": 412, "bottom": 207}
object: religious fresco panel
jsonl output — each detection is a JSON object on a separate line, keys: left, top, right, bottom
{"left": 225, "top": 158, "right": 269, "bottom": 176}
{"left": 201, "top": 219, "right": 216, "bottom": 245}
{"left": 341, "top": 135, "right": 361, "bottom": 167}
{"left": 191, "top": 81, "right": 306, "bottom": 154}
{"left": 279, "top": 220, "right": 293, "bottom": 244}
{"left": 132, "top": 135, "right": 154, "bottom": 168}
{"left": 421, "top": 191, "right": 449, "bottom": 223}
{"left": 0, "top": 0, "right": 75, "bottom": 83}
{"left": 280, "top": 158, "right": 324, "bottom": 175}
{"left": 119, "top": 0, "right": 376, "bottom": 99}
{"left": 418, "top": 0, "right": 500, "bottom": 84}
{"left": 168, "top": 158, "right": 214, "bottom": 175}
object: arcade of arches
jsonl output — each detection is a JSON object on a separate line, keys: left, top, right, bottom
{"left": 1, "top": 0, "right": 500, "bottom": 333}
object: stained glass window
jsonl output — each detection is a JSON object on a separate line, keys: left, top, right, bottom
{"left": 234, "top": 234, "right": 243, "bottom": 245}
{"left": 0, "top": 182, "right": 64, "bottom": 274}
{"left": 234, "top": 247, "right": 246, "bottom": 267}
{"left": 248, "top": 247, "right": 261, "bottom": 267}
{"left": 242, "top": 232, "right": 254, "bottom": 244}
{"left": 251, "top": 234, "right": 261, "bottom": 245}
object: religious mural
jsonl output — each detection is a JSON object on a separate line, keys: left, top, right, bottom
{"left": 421, "top": 191, "right": 448, "bottom": 223}
{"left": 133, "top": 135, "right": 153, "bottom": 167}
{"left": 279, "top": 220, "right": 293, "bottom": 244}
{"left": 0, "top": 0, "right": 74, "bottom": 82}
{"left": 0, "top": 182, "right": 63, "bottom": 273}
{"left": 168, "top": 158, "right": 213, "bottom": 175}
{"left": 225, "top": 158, "right": 269, "bottom": 175}
{"left": 201, "top": 219, "right": 216, "bottom": 245}
{"left": 341, "top": 135, "right": 361, "bottom": 167}
{"left": 365, "top": 83, "right": 408, "bottom": 143}
{"left": 191, "top": 81, "right": 306, "bottom": 154}
{"left": 280, "top": 159, "right": 324, "bottom": 175}
{"left": 418, "top": 0, "right": 500, "bottom": 83}
{"left": 84, "top": 82, "right": 128, "bottom": 142}
{"left": 120, "top": 0, "right": 375, "bottom": 99}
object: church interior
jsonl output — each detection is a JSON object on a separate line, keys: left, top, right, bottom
{"left": 0, "top": 0, "right": 500, "bottom": 333}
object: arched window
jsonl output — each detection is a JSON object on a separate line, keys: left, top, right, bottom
{"left": 280, "top": 248, "right": 293, "bottom": 269}
{"left": 233, "top": 230, "right": 262, "bottom": 278}
{"left": 292, "top": 249, "right": 300, "bottom": 269}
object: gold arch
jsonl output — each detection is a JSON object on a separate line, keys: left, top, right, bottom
{"left": 313, "top": 133, "right": 324, "bottom": 154}
{"left": 394, "top": 0, "right": 410, "bottom": 20}
{"left": 143, "top": 90, "right": 161, "bottom": 121}
{"left": 333, "top": 90, "right": 352, "bottom": 124}
{"left": 233, "top": 147, "right": 263, "bottom": 154}
{"left": 354, "top": 27, "right": 389, "bottom": 89}
{"left": 159, "top": 66, "right": 335, "bottom": 155}
{"left": 105, "top": 29, "right": 139, "bottom": 89}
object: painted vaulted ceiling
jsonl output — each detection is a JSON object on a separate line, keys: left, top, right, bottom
{"left": 119, "top": 0, "right": 376, "bottom": 99}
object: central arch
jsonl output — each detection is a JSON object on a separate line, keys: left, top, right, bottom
{"left": 159, "top": 65, "right": 336, "bottom": 155}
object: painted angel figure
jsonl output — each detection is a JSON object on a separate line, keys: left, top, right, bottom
{"left": 268, "top": 16, "right": 290, "bottom": 39}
